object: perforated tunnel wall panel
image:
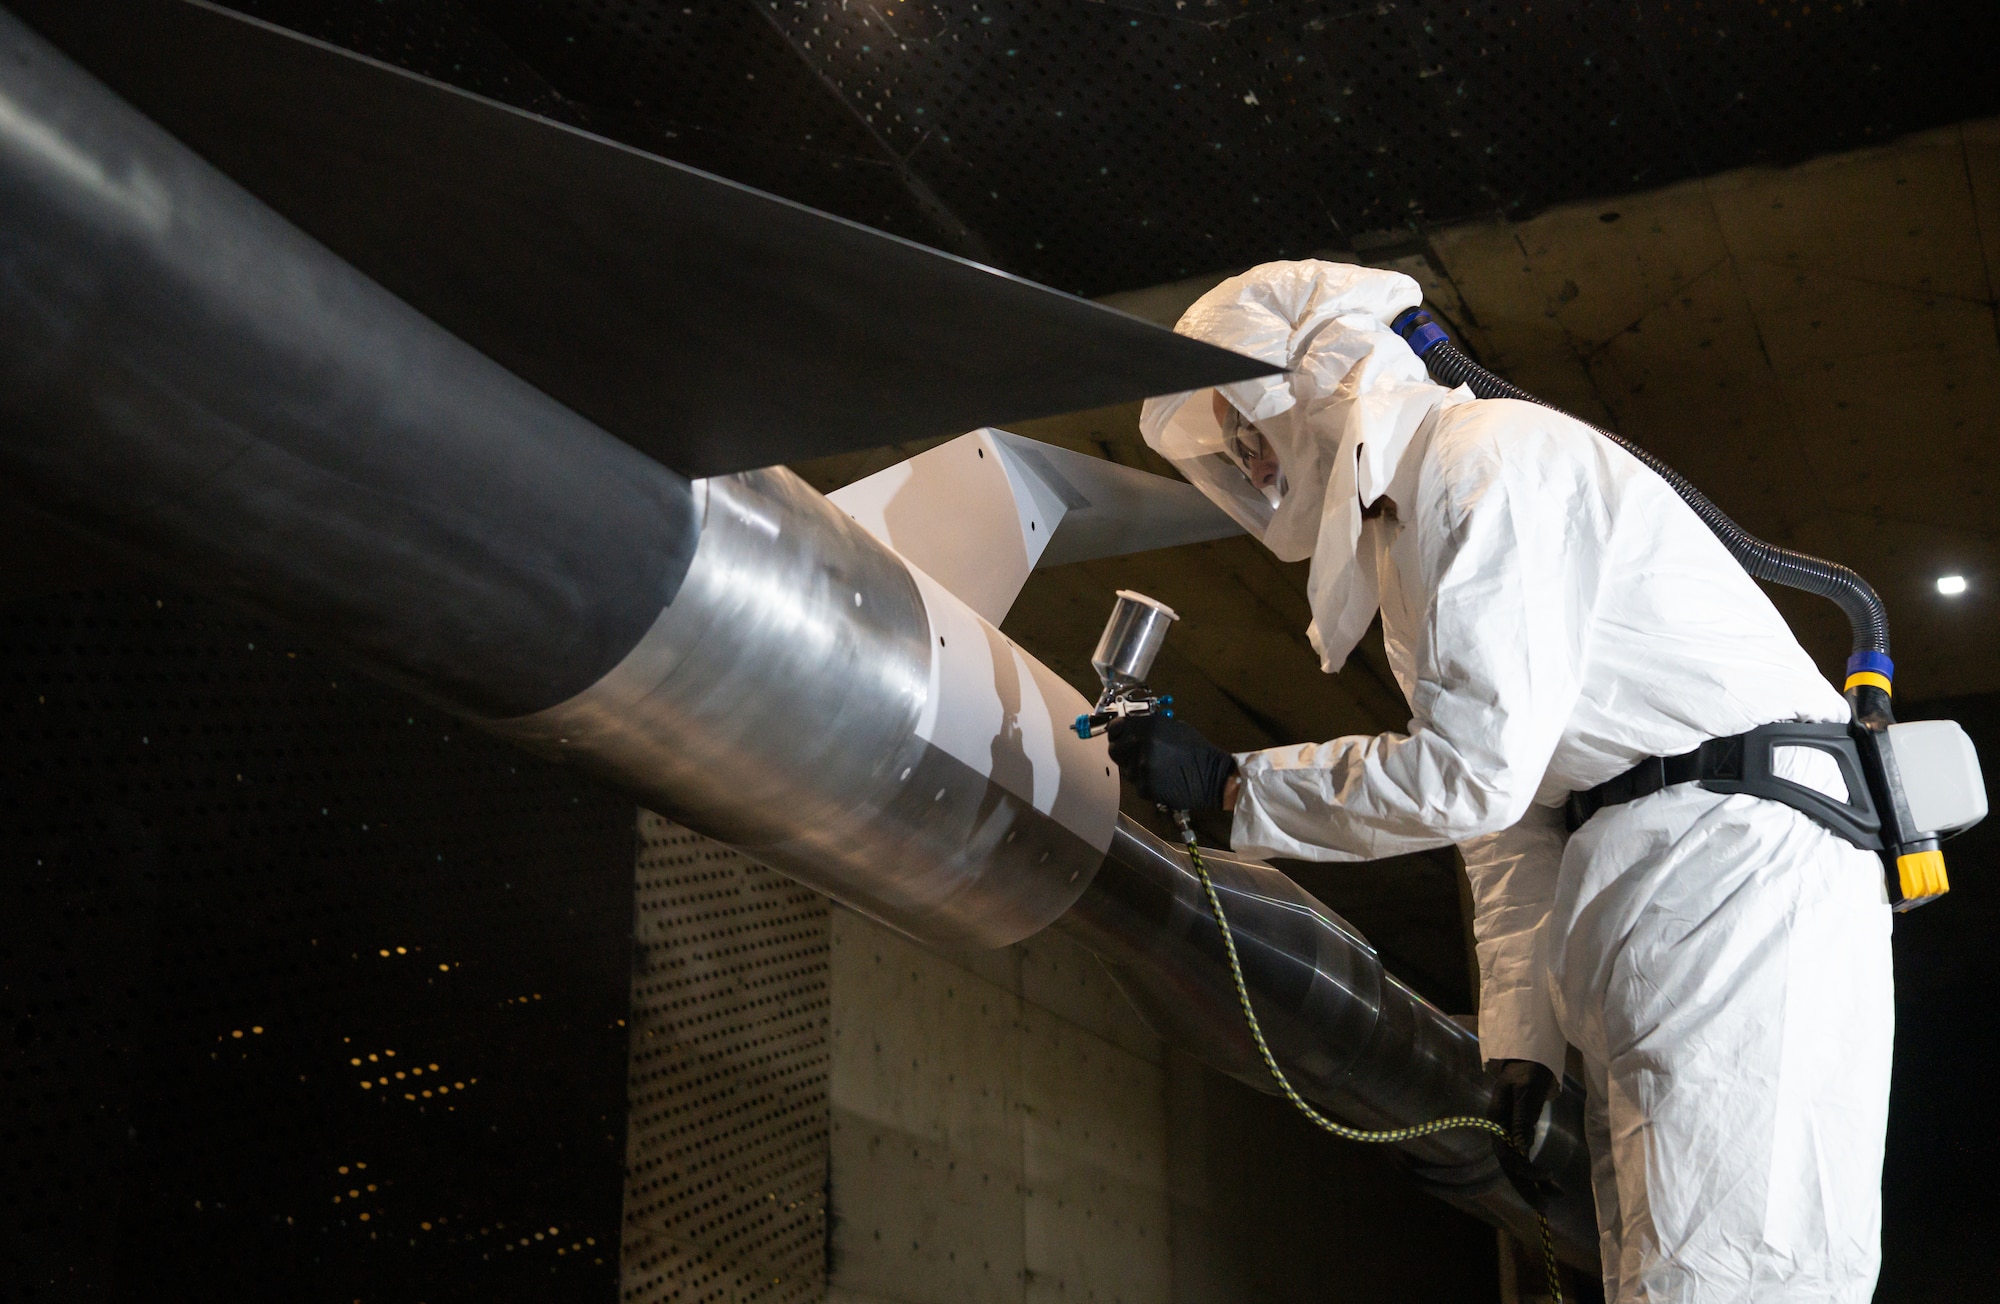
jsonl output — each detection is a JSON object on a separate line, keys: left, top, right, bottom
{"left": 0, "top": 590, "right": 636, "bottom": 1300}
{"left": 622, "top": 814, "right": 831, "bottom": 1304}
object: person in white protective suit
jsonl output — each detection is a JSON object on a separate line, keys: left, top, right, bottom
{"left": 1112, "top": 260, "right": 1894, "bottom": 1303}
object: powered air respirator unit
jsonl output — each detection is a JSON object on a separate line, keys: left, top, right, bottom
{"left": 1384, "top": 305, "right": 1984, "bottom": 911}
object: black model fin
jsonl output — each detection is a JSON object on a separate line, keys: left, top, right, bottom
{"left": 17, "top": 0, "right": 1277, "bottom": 477}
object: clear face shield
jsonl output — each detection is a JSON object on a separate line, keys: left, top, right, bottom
{"left": 1149, "top": 389, "right": 1290, "bottom": 543}
{"left": 1214, "top": 392, "right": 1287, "bottom": 509}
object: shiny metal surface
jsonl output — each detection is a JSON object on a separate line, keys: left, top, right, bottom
{"left": 1090, "top": 591, "right": 1180, "bottom": 701}
{"left": 1058, "top": 817, "right": 1600, "bottom": 1269}
{"left": 488, "top": 470, "right": 1107, "bottom": 950}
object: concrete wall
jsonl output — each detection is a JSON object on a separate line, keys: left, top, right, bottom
{"left": 826, "top": 907, "right": 1172, "bottom": 1304}
{"left": 824, "top": 906, "right": 1499, "bottom": 1304}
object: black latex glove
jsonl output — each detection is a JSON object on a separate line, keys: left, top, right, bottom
{"left": 1107, "top": 714, "right": 1236, "bottom": 813}
{"left": 1487, "top": 1058, "right": 1562, "bottom": 1211}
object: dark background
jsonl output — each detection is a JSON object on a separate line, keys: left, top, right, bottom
{"left": 1873, "top": 694, "right": 2000, "bottom": 1302}
{"left": 0, "top": 587, "right": 636, "bottom": 1301}
{"left": 6, "top": 1, "right": 1999, "bottom": 1300}
{"left": 202, "top": 0, "right": 2000, "bottom": 296}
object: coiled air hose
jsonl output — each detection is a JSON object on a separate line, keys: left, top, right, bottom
{"left": 1170, "top": 813, "right": 1569, "bottom": 1303}
{"left": 1390, "top": 307, "right": 1894, "bottom": 695}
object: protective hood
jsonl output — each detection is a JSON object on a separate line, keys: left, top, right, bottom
{"left": 1139, "top": 260, "right": 1457, "bottom": 671}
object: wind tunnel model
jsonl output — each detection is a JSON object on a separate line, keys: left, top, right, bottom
{"left": 0, "top": 0, "right": 1595, "bottom": 1268}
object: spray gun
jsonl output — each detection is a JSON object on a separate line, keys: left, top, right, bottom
{"left": 1074, "top": 590, "right": 1202, "bottom": 846}
{"left": 1073, "top": 590, "right": 1181, "bottom": 741}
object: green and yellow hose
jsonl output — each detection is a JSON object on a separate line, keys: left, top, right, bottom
{"left": 1177, "top": 820, "right": 1566, "bottom": 1302}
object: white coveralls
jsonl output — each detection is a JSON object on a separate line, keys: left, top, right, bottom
{"left": 1140, "top": 262, "right": 1893, "bottom": 1302}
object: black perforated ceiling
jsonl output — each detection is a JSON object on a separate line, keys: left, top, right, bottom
{"left": 203, "top": 0, "right": 2000, "bottom": 297}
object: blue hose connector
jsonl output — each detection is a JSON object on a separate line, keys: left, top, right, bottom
{"left": 1390, "top": 306, "right": 1449, "bottom": 357}
{"left": 1073, "top": 713, "right": 1093, "bottom": 739}
{"left": 1844, "top": 649, "right": 1895, "bottom": 695}
{"left": 1846, "top": 650, "right": 1894, "bottom": 679}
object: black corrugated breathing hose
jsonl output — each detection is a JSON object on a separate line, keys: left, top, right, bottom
{"left": 1391, "top": 308, "right": 1891, "bottom": 666}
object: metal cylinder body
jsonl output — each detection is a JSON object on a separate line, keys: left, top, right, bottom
{"left": 1059, "top": 818, "right": 1599, "bottom": 1266}
{"left": 1089, "top": 589, "right": 1179, "bottom": 700}
{"left": 487, "top": 469, "right": 1117, "bottom": 947}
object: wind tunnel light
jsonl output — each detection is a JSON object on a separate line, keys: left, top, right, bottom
{"left": 1937, "top": 575, "right": 1968, "bottom": 596}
